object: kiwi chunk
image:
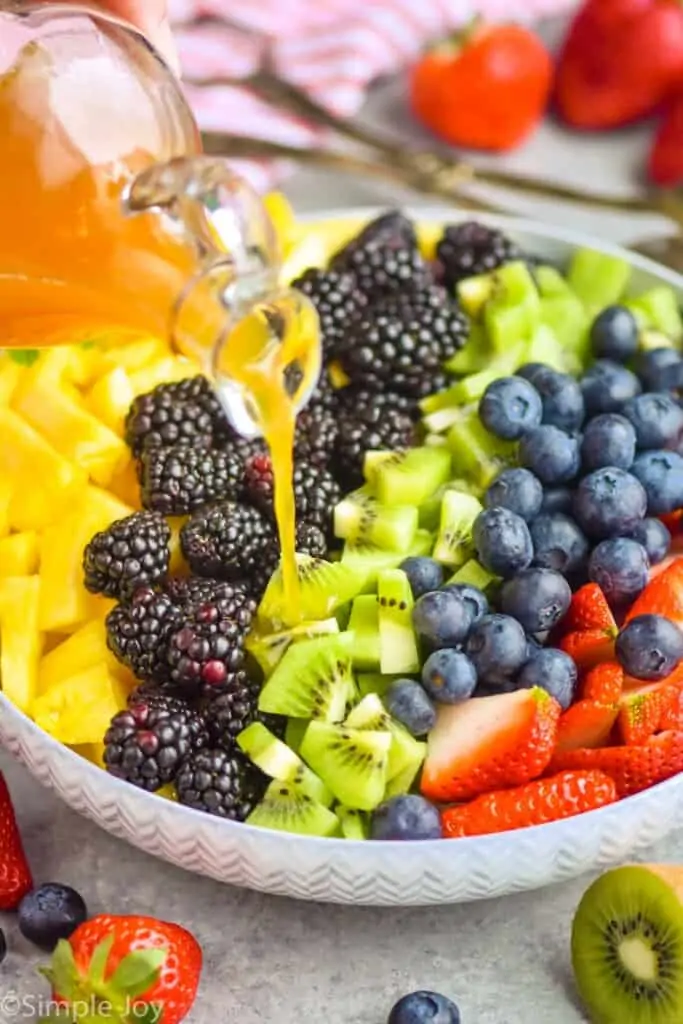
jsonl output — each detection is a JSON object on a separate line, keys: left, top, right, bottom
{"left": 334, "top": 486, "right": 418, "bottom": 552}
{"left": 571, "top": 864, "right": 683, "bottom": 1024}
{"left": 448, "top": 411, "right": 516, "bottom": 489}
{"left": 567, "top": 247, "right": 631, "bottom": 313}
{"left": 357, "top": 672, "right": 405, "bottom": 698}
{"left": 377, "top": 569, "right": 420, "bottom": 675}
{"left": 373, "top": 446, "right": 452, "bottom": 508}
{"left": 434, "top": 343, "right": 528, "bottom": 409}
{"left": 258, "top": 633, "right": 354, "bottom": 722}
{"left": 525, "top": 321, "right": 583, "bottom": 374}
{"left": 456, "top": 273, "right": 495, "bottom": 318}
{"left": 258, "top": 555, "right": 367, "bottom": 628}
{"left": 345, "top": 693, "right": 426, "bottom": 783}
{"left": 384, "top": 759, "right": 423, "bottom": 799}
{"left": 300, "top": 721, "right": 391, "bottom": 811}
{"left": 285, "top": 718, "right": 308, "bottom": 753}
{"left": 448, "top": 558, "right": 499, "bottom": 596}
{"left": 483, "top": 262, "right": 541, "bottom": 350}
{"left": 348, "top": 595, "right": 381, "bottom": 670}
{"left": 247, "top": 781, "right": 339, "bottom": 837}
{"left": 420, "top": 480, "right": 481, "bottom": 533}
{"left": 626, "top": 286, "right": 683, "bottom": 342}
{"left": 246, "top": 617, "right": 340, "bottom": 674}
{"left": 433, "top": 490, "right": 482, "bottom": 568}
{"left": 237, "top": 722, "right": 332, "bottom": 806}
{"left": 445, "top": 324, "right": 490, "bottom": 375}
{"left": 341, "top": 529, "right": 433, "bottom": 583}
{"left": 337, "top": 806, "right": 369, "bottom": 840}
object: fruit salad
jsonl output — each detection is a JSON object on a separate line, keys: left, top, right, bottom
{"left": 3, "top": 203, "right": 683, "bottom": 842}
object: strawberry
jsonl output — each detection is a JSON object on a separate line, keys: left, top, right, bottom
{"left": 420, "top": 687, "right": 560, "bottom": 803}
{"left": 559, "top": 628, "right": 616, "bottom": 670}
{"left": 580, "top": 662, "right": 624, "bottom": 704}
{"left": 648, "top": 555, "right": 681, "bottom": 581}
{"left": 561, "top": 584, "right": 617, "bottom": 635}
{"left": 556, "top": 699, "right": 619, "bottom": 753}
{"left": 42, "top": 914, "right": 202, "bottom": 1024}
{"left": 617, "top": 681, "right": 681, "bottom": 745}
{"left": 660, "top": 687, "right": 683, "bottom": 730}
{"left": 410, "top": 22, "right": 552, "bottom": 152}
{"left": 627, "top": 558, "right": 683, "bottom": 627}
{"left": 441, "top": 770, "right": 617, "bottom": 838}
{"left": 550, "top": 730, "right": 683, "bottom": 797}
{"left": 648, "top": 93, "right": 683, "bottom": 187}
{"left": 659, "top": 512, "right": 683, "bottom": 537}
{"left": 0, "top": 770, "right": 33, "bottom": 911}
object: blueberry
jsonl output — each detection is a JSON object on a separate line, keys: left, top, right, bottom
{"left": 622, "top": 392, "right": 683, "bottom": 451}
{"left": 517, "top": 362, "right": 548, "bottom": 383}
{"left": 499, "top": 567, "right": 572, "bottom": 634}
{"left": 631, "top": 450, "right": 683, "bottom": 515}
{"left": 484, "top": 467, "right": 543, "bottom": 521}
{"left": 385, "top": 678, "right": 436, "bottom": 736}
{"left": 474, "top": 678, "right": 520, "bottom": 697}
{"left": 518, "top": 425, "right": 581, "bottom": 485}
{"left": 399, "top": 557, "right": 444, "bottom": 599}
{"left": 371, "top": 796, "right": 442, "bottom": 841}
{"left": 441, "top": 583, "right": 489, "bottom": 625}
{"left": 540, "top": 486, "right": 574, "bottom": 515}
{"left": 479, "top": 375, "right": 543, "bottom": 440}
{"left": 635, "top": 347, "right": 683, "bottom": 392}
{"left": 18, "top": 884, "right": 88, "bottom": 951}
{"left": 473, "top": 506, "right": 533, "bottom": 578}
{"left": 517, "top": 647, "right": 578, "bottom": 710}
{"left": 616, "top": 614, "right": 683, "bottom": 681}
{"left": 625, "top": 517, "right": 671, "bottom": 565}
{"left": 525, "top": 365, "right": 585, "bottom": 433}
{"left": 529, "top": 513, "right": 589, "bottom": 575}
{"left": 465, "top": 613, "right": 528, "bottom": 682}
{"left": 588, "top": 538, "right": 650, "bottom": 606}
{"left": 388, "top": 991, "right": 461, "bottom": 1024}
{"left": 590, "top": 305, "right": 639, "bottom": 362}
{"left": 580, "top": 413, "right": 637, "bottom": 472}
{"left": 412, "top": 589, "right": 472, "bottom": 650}
{"left": 421, "top": 649, "right": 478, "bottom": 704}
{"left": 573, "top": 467, "right": 647, "bottom": 539}
{"left": 580, "top": 359, "right": 641, "bottom": 416}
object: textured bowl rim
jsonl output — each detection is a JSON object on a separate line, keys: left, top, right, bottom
{"left": 3, "top": 203, "right": 683, "bottom": 862}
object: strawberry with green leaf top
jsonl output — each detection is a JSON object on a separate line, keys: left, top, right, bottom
{"left": 39, "top": 915, "right": 202, "bottom": 1024}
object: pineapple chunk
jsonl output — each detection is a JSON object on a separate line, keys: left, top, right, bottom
{"left": 86, "top": 366, "right": 134, "bottom": 437}
{"left": 39, "top": 486, "right": 134, "bottom": 632}
{"left": 32, "top": 665, "right": 127, "bottom": 745}
{"left": 13, "top": 368, "right": 128, "bottom": 487}
{"left": 67, "top": 345, "right": 105, "bottom": 389}
{"left": 0, "top": 408, "right": 86, "bottom": 532}
{"left": 168, "top": 516, "right": 188, "bottom": 576}
{"left": 108, "top": 459, "right": 141, "bottom": 510}
{"left": 128, "top": 357, "right": 197, "bottom": 396}
{"left": 0, "top": 359, "right": 21, "bottom": 404}
{"left": 0, "top": 575, "right": 42, "bottom": 713}
{"left": 72, "top": 742, "right": 106, "bottom": 768}
{"left": 0, "top": 477, "right": 14, "bottom": 538}
{"left": 99, "top": 336, "right": 168, "bottom": 371}
{"left": 38, "top": 617, "right": 133, "bottom": 694}
{"left": 0, "top": 532, "right": 39, "bottom": 576}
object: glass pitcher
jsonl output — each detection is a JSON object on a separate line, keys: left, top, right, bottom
{"left": 0, "top": 1, "right": 321, "bottom": 437}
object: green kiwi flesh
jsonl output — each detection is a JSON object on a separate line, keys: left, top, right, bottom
{"left": 340, "top": 529, "right": 432, "bottom": 583}
{"left": 344, "top": 693, "right": 426, "bottom": 783}
{"left": 247, "top": 781, "right": 339, "bottom": 837}
{"left": 246, "top": 617, "right": 340, "bottom": 674}
{"left": 357, "top": 672, "right": 407, "bottom": 698}
{"left": 334, "top": 486, "right": 418, "bottom": 552}
{"left": 433, "top": 490, "right": 483, "bottom": 568}
{"left": 373, "top": 446, "right": 452, "bottom": 507}
{"left": 420, "top": 480, "right": 479, "bottom": 533}
{"left": 445, "top": 324, "right": 490, "bottom": 375}
{"left": 285, "top": 718, "right": 308, "bottom": 753}
{"left": 483, "top": 262, "right": 541, "bottom": 351}
{"left": 300, "top": 721, "right": 391, "bottom": 811}
{"left": 448, "top": 411, "right": 516, "bottom": 489}
{"left": 348, "top": 594, "right": 381, "bottom": 670}
{"left": 258, "top": 555, "right": 367, "bottom": 628}
{"left": 626, "top": 286, "right": 683, "bottom": 342}
{"left": 336, "top": 806, "right": 369, "bottom": 840}
{"left": 571, "top": 864, "right": 683, "bottom": 1024}
{"left": 525, "top": 321, "right": 583, "bottom": 375}
{"left": 377, "top": 569, "right": 420, "bottom": 675}
{"left": 456, "top": 272, "right": 494, "bottom": 317}
{"left": 448, "top": 558, "right": 499, "bottom": 597}
{"left": 237, "top": 722, "right": 332, "bottom": 806}
{"left": 257, "top": 633, "right": 354, "bottom": 722}
{"left": 384, "top": 757, "right": 424, "bottom": 799}
{"left": 567, "top": 247, "right": 631, "bottom": 314}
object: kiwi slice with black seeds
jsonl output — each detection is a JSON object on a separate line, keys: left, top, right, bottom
{"left": 300, "top": 721, "right": 391, "bottom": 811}
{"left": 237, "top": 722, "right": 332, "bottom": 806}
{"left": 433, "top": 490, "right": 482, "bottom": 568}
{"left": 246, "top": 617, "right": 340, "bottom": 674}
{"left": 334, "top": 486, "right": 418, "bottom": 552}
{"left": 258, "top": 554, "right": 367, "bottom": 628}
{"left": 247, "top": 781, "right": 339, "bottom": 837}
{"left": 258, "top": 633, "right": 354, "bottom": 722}
{"left": 372, "top": 446, "right": 452, "bottom": 508}
{"left": 347, "top": 594, "right": 381, "bottom": 670}
{"left": 377, "top": 569, "right": 419, "bottom": 675}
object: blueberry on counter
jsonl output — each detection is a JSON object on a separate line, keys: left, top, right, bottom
{"left": 635, "top": 347, "right": 683, "bottom": 392}
{"left": 625, "top": 517, "right": 671, "bottom": 565}
{"left": 484, "top": 467, "right": 543, "bottom": 522}
{"left": 588, "top": 537, "right": 650, "bottom": 607}
{"left": 573, "top": 467, "right": 647, "bottom": 539}
{"left": 525, "top": 365, "right": 585, "bottom": 433}
{"left": 580, "top": 359, "right": 641, "bottom": 416}
{"left": 399, "top": 556, "right": 444, "bottom": 599}
{"left": 590, "top": 305, "right": 639, "bottom": 362}
{"left": 529, "top": 513, "right": 589, "bottom": 575}
{"left": 18, "top": 883, "right": 88, "bottom": 951}
{"left": 0, "top": 928, "right": 6, "bottom": 965}
{"left": 499, "top": 568, "right": 572, "bottom": 634}
{"left": 517, "top": 647, "right": 578, "bottom": 710}
{"left": 412, "top": 589, "right": 473, "bottom": 650}
{"left": 473, "top": 506, "right": 533, "bottom": 578}
{"left": 631, "top": 450, "right": 683, "bottom": 515}
{"left": 616, "top": 614, "right": 683, "bottom": 681}
{"left": 385, "top": 678, "right": 436, "bottom": 736}
{"left": 580, "top": 413, "right": 636, "bottom": 472}
{"left": 388, "top": 991, "right": 461, "bottom": 1024}
{"left": 421, "top": 649, "right": 478, "bottom": 704}
{"left": 371, "top": 796, "right": 442, "bottom": 842}
{"left": 622, "top": 392, "right": 683, "bottom": 451}
{"left": 465, "top": 613, "right": 527, "bottom": 683}
{"left": 518, "top": 425, "right": 581, "bottom": 485}
{"left": 479, "top": 375, "right": 542, "bottom": 440}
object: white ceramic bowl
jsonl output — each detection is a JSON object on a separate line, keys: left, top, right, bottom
{"left": 3, "top": 206, "right": 683, "bottom": 906}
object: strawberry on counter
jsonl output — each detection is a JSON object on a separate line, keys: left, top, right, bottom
{"left": 0, "top": 770, "right": 33, "bottom": 911}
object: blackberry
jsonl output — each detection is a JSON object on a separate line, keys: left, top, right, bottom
{"left": 175, "top": 748, "right": 266, "bottom": 820}
{"left": 165, "top": 605, "right": 249, "bottom": 691}
{"left": 139, "top": 445, "right": 245, "bottom": 516}
{"left": 331, "top": 240, "right": 430, "bottom": 303}
{"left": 336, "top": 288, "right": 468, "bottom": 397}
{"left": 124, "top": 375, "right": 231, "bottom": 455}
{"left": 291, "top": 268, "right": 367, "bottom": 360}
{"left": 295, "top": 521, "right": 327, "bottom": 559}
{"left": 294, "top": 401, "right": 339, "bottom": 469}
{"left": 203, "top": 672, "right": 260, "bottom": 748}
{"left": 244, "top": 454, "right": 341, "bottom": 538}
{"left": 335, "top": 389, "right": 418, "bottom": 489}
{"left": 336, "top": 210, "right": 418, "bottom": 251}
{"left": 83, "top": 511, "right": 170, "bottom": 600}
{"left": 163, "top": 576, "right": 257, "bottom": 624}
{"left": 103, "top": 691, "right": 208, "bottom": 791}
{"left": 106, "top": 587, "right": 183, "bottom": 681}
{"left": 436, "top": 221, "right": 522, "bottom": 290}
{"left": 180, "top": 501, "right": 275, "bottom": 588}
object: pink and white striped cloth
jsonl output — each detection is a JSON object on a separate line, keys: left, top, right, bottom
{"left": 170, "top": 0, "right": 577, "bottom": 192}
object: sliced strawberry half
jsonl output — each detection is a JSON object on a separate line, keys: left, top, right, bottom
{"left": 555, "top": 699, "right": 619, "bottom": 753}
{"left": 580, "top": 662, "right": 624, "bottom": 704}
{"left": 660, "top": 687, "right": 683, "bottom": 731}
{"left": 561, "top": 583, "right": 617, "bottom": 635}
{"left": 560, "top": 628, "right": 616, "bottom": 670}
{"left": 617, "top": 682, "right": 681, "bottom": 745}
{"left": 627, "top": 558, "right": 683, "bottom": 627}
{"left": 420, "top": 687, "right": 561, "bottom": 803}
{"left": 550, "top": 730, "right": 683, "bottom": 797}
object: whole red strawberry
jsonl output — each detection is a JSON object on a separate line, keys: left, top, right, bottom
{"left": 648, "top": 93, "right": 683, "bottom": 186}
{"left": 42, "top": 914, "right": 202, "bottom": 1024}
{"left": 0, "top": 770, "right": 33, "bottom": 910}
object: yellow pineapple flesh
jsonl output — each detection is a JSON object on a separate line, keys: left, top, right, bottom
{"left": 0, "top": 575, "right": 42, "bottom": 714}
{"left": 32, "top": 665, "right": 128, "bottom": 745}
{"left": 0, "top": 532, "right": 39, "bottom": 576}
{"left": 86, "top": 366, "right": 134, "bottom": 437}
